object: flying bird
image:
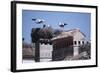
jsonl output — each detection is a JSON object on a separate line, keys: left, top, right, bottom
{"left": 32, "top": 18, "right": 45, "bottom": 24}
{"left": 58, "top": 22, "right": 68, "bottom": 28}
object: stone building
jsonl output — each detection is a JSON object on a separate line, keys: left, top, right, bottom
{"left": 27, "top": 28, "right": 88, "bottom": 62}
{"left": 51, "top": 28, "right": 87, "bottom": 61}
{"left": 38, "top": 28, "right": 87, "bottom": 61}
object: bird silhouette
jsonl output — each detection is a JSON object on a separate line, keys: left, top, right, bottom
{"left": 58, "top": 22, "right": 68, "bottom": 28}
{"left": 32, "top": 18, "right": 45, "bottom": 24}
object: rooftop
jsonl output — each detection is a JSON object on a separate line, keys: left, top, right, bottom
{"left": 51, "top": 28, "right": 86, "bottom": 41}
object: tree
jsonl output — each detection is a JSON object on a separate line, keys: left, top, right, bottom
{"left": 53, "top": 29, "right": 62, "bottom": 37}
{"left": 79, "top": 42, "right": 91, "bottom": 59}
{"left": 31, "top": 28, "right": 41, "bottom": 43}
{"left": 31, "top": 27, "right": 53, "bottom": 43}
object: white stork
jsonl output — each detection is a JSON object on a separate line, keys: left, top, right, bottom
{"left": 32, "top": 18, "right": 45, "bottom": 24}
{"left": 32, "top": 18, "right": 47, "bottom": 28}
{"left": 58, "top": 22, "right": 68, "bottom": 28}
{"left": 58, "top": 22, "right": 68, "bottom": 31}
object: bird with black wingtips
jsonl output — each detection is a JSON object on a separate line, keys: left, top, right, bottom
{"left": 32, "top": 18, "right": 36, "bottom": 21}
{"left": 32, "top": 18, "right": 45, "bottom": 24}
{"left": 58, "top": 22, "right": 68, "bottom": 28}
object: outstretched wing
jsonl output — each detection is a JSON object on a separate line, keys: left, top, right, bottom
{"left": 32, "top": 18, "right": 45, "bottom": 24}
{"left": 58, "top": 22, "right": 68, "bottom": 27}
{"left": 32, "top": 18, "right": 36, "bottom": 21}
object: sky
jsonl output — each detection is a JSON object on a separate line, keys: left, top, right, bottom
{"left": 22, "top": 10, "right": 91, "bottom": 43}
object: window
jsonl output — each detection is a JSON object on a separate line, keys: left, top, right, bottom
{"left": 74, "top": 41, "right": 77, "bottom": 45}
{"left": 82, "top": 41, "right": 84, "bottom": 44}
{"left": 78, "top": 41, "right": 80, "bottom": 45}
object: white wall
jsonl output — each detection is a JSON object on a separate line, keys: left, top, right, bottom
{"left": 0, "top": 0, "right": 99, "bottom": 73}
{"left": 40, "top": 44, "right": 53, "bottom": 61}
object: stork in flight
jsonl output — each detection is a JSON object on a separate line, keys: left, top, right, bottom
{"left": 32, "top": 18, "right": 47, "bottom": 28}
{"left": 58, "top": 22, "right": 68, "bottom": 28}
{"left": 32, "top": 18, "right": 45, "bottom": 24}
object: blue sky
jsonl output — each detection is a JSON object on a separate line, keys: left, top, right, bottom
{"left": 22, "top": 10, "right": 91, "bottom": 43}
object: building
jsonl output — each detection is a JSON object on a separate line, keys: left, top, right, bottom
{"left": 26, "top": 28, "right": 88, "bottom": 62}
{"left": 51, "top": 28, "right": 87, "bottom": 61}
{"left": 38, "top": 28, "right": 87, "bottom": 61}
